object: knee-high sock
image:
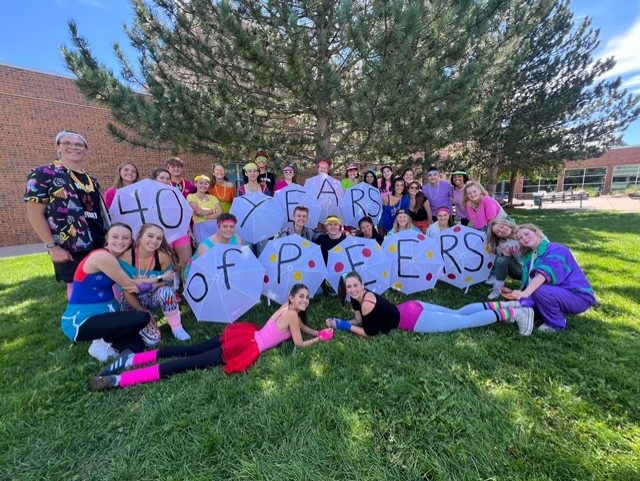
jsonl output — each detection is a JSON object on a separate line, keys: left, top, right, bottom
{"left": 119, "top": 364, "right": 161, "bottom": 388}
{"left": 165, "top": 310, "right": 183, "bottom": 331}
{"left": 132, "top": 349, "right": 159, "bottom": 367}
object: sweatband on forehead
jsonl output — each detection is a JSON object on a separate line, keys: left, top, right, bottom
{"left": 325, "top": 216, "right": 341, "bottom": 224}
{"left": 194, "top": 175, "right": 210, "bottom": 182}
{"left": 218, "top": 219, "right": 237, "bottom": 226}
{"left": 427, "top": 169, "right": 439, "bottom": 175}
{"left": 55, "top": 131, "right": 88, "bottom": 147}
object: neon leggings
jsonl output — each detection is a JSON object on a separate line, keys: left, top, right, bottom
{"left": 398, "top": 301, "right": 506, "bottom": 333}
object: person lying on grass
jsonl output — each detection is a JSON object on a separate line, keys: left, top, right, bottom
{"left": 90, "top": 283, "right": 334, "bottom": 391}
{"left": 325, "top": 271, "right": 535, "bottom": 337}
{"left": 507, "top": 223, "right": 597, "bottom": 333}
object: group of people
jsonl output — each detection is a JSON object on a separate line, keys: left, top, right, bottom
{"left": 24, "top": 130, "right": 597, "bottom": 392}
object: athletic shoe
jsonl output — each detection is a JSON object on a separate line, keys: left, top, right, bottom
{"left": 484, "top": 276, "right": 497, "bottom": 285}
{"left": 514, "top": 308, "right": 534, "bottom": 336}
{"left": 487, "top": 285, "right": 503, "bottom": 300}
{"left": 90, "top": 375, "right": 119, "bottom": 392}
{"left": 88, "top": 339, "right": 119, "bottom": 362}
{"left": 171, "top": 327, "right": 191, "bottom": 341}
{"left": 538, "top": 323, "right": 560, "bottom": 333}
{"left": 99, "top": 349, "right": 134, "bottom": 376}
{"left": 497, "top": 301, "right": 521, "bottom": 309}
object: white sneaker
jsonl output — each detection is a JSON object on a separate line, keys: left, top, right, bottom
{"left": 88, "top": 339, "right": 120, "bottom": 362}
{"left": 538, "top": 323, "right": 559, "bottom": 333}
{"left": 485, "top": 276, "right": 497, "bottom": 285}
{"left": 513, "top": 308, "right": 534, "bottom": 336}
{"left": 172, "top": 327, "right": 191, "bottom": 341}
{"left": 487, "top": 285, "right": 503, "bottom": 300}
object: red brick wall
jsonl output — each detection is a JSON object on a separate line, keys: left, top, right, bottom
{"left": 0, "top": 64, "right": 216, "bottom": 247}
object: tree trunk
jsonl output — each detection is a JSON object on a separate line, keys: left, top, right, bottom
{"left": 508, "top": 170, "right": 517, "bottom": 204}
{"left": 486, "top": 151, "right": 499, "bottom": 196}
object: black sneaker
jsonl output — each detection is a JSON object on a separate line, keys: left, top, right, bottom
{"left": 98, "top": 349, "right": 134, "bottom": 377}
{"left": 90, "top": 375, "right": 119, "bottom": 392}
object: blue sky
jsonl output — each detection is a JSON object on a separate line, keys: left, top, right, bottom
{"left": 2, "top": 0, "right": 640, "bottom": 145}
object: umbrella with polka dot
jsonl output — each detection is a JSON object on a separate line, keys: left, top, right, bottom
{"left": 258, "top": 234, "right": 327, "bottom": 305}
{"left": 382, "top": 230, "right": 444, "bottom": 294}
{"left": 326, "top": 236, "right": 392, "bottom": 295}
{"left": 438, "top": 225, "right": 495, "bottom": 290}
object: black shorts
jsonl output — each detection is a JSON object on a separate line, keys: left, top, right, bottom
{"left": 53, "top": 251, "right": 90, "bottom": 283}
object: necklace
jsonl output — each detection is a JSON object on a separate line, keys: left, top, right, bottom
{"left": 428, "top": 181, "right": 440, "bottom": 201}
{"left": 55, "top": 160, "right": 95, "bottom": 193}
{"left": 213, "top": 182, "right": 228, "bottom": 200}
{"left": 136, "top": 247, "right": 155, "bottom": 279}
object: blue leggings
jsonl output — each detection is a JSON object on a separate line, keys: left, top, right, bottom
{"left": 399, "top": 301, "right": 507, "bottom": 333}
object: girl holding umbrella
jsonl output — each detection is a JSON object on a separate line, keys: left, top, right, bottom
{"left": 188, "top": 175, "right": 222, "bottom": 245}
{"left": 104, "top": 161, "right": 140, "bottom": 209}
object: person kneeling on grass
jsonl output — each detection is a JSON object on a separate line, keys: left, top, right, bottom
{"left": 325, "top": 271, "right": 535, "bottom": 337}
{"left": 508, "top": 224, "right": 597, "bottom": 333}
{"left": 90, "top": 284, "right": 334, "bottom": 391}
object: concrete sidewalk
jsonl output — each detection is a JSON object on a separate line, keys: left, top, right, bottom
{"left": 514, "top": 194, "right": 640, "bottom": 213}
{"left": 0, "top": 243, "right": 47, "bottom": 258}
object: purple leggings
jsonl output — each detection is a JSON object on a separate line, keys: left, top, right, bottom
{"left": 521, "top": 285, "right": 596, "bottom": 329}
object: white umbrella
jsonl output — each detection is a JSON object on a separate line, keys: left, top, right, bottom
{"left": 438, "top": 225, "right": 495, "bottom": 290}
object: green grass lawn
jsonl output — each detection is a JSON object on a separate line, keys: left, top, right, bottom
{"left": 1, "top": 209, "right": 639, "bottom": 480}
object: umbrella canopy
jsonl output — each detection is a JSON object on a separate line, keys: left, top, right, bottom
{"left": 258, "top": 234, "right": 328, "bottom": 304}
{"left": 184, "top": 244, "right": 265, "bottom": 323}
{"left": 438, "top": 225, "right": 495, "bottom": 290}
{"left": 109, "top": 178, "right": 192, "bottom": 243}
{"left": 230, "top": 192, "right": 287, "bottom": 244}
{"left": 339, "top": 182, "right": 383, "bottom": 228}
{"left": 382, "top": 230, "right": 444, "bottom": 294}
{"left": 326, "top": 236, "right": 392, "bottom": 295}
{"left": 274, "top": 184, "right": 322, "bottom": 229}
{"left": 303, "top": 174, "right": 345, "bottom": 222}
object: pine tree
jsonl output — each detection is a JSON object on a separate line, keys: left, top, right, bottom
{"left": 461, "top": 0, "right": 640, "bottom": 197}
{"left": 62, "top": 0, "right": 505, "bottom": 169}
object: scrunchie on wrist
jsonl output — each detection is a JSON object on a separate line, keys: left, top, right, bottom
{"left": 138, "top": 282, "right": 154, "bottom": 293}
{"left": 335, "top": 319, "right": 352, "bottom": 331}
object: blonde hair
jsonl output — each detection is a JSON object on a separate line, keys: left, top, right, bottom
{"left": 392, "top": 210, "right": 414, "bottom": 233}
{"left": 462, "top": 181, "right": 488, "bottom": 206}
{"left": 486, "top": 218, "right": 518, "bottom": 254}
{"left": 514, "top": 223, "right": 546, "bottom": 254}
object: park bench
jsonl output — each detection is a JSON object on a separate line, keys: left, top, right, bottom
{"left": 533, "top": 191, "right": 587, "bottom": 209}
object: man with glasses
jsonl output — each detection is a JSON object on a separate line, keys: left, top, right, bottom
{"left": 24, "top": 130, "right": 109, "bottom": 299}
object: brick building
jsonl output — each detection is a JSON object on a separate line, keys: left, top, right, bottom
{"left": 510, "top": 145, "right": 640, "bottom": 198}
{"left": 0, "top": 63, "right": 221, "bottom": 248}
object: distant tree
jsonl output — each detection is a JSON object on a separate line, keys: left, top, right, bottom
{"left": 62, "top": 0, "right": 505, "bottom": 169}
{"left": 458, "top": 0, "right": 640, "bottom": 198}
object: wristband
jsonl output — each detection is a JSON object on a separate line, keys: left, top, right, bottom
{"left": 318, "top": 328, "right": 334, "bottom": 341}
{"left": 335, "top": 319, "right": 352, "bottom": 331}
{"left": 138, "top": 282, "right": 154, "bottom": 293}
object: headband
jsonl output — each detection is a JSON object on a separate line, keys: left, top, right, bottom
{"left": 325, "top": 215, "right": 341, "bottom": 224}
{"left": 218, "top": 218, "right": 237, "bottom": 226}
{"left": 243, "top": 162, "right": 258, "bottom": 171}
{"left": 194, "top": 175, "right": 210, "bottom": 182}
{"left": 55, "top": 130, "right": 88, "bottom": 147}
{"left": 427, "top": 169, "right": 440, "bottom": 175}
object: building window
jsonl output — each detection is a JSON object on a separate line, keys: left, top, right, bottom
{"left": 522, "top": 177, "right": 558, "bottom": 193}
{"left": 611, "top": 164, "right": 640, "bottom": 191}
{"left": 563, "top": 167, "right": 607, "bottom": 192}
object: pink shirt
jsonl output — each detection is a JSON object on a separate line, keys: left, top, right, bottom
{"left": 254, "top": 313, "right": 292, "bottom": 352}
{"left": 466, "top": 195, "right": 506, "bottom": 230}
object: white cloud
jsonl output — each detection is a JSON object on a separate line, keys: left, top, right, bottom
{"left": 600, "top": 14, "right": 640, "bottom": 80}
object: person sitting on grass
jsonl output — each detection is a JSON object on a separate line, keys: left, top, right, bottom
{"left": 355, "top": 216, "right": 384, "bottom": 246}
{"left": 61, "top": 223, "right": 162, "bottom": 362}
{"left": 118, "top": 223, "right": 190, "bottom": 342}
{"left": 508, "top": 224, "right": 596, "bottom": 332}
{"left": 464, "top": 181, "right": 508, "bottom": 231}
{"left": 485, "top": 219, "right": 523, "bottom": 300}
{"left": 90, "top": 284, "right": 334, "bottom": 391}
{"left": 387, "top": 209, "right": 420, "bottom": 236}
{"left": 325, "top": 271, "right": 534, "bottom": 337}
{"left": 313, "top": 215, "right": 347, "bottom": 264}
{"left": 426, "top": 207, "right": 453, "bottom": 239}
{"left": 287, "top": 205, "right": 316, "bottom": 241}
